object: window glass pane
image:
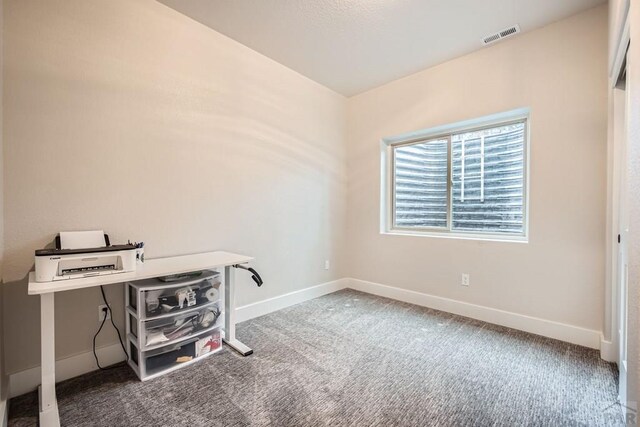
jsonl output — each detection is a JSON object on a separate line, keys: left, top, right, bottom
{"left": 451, "top": 122, "right": 525, "bottom": 234}
{"left": 394, "top": 139, "right": 448, "bottom": 228}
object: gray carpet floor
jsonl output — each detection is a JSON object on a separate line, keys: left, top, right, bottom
{"left": 9, "top": 289, "right": 623, "bottom": 426}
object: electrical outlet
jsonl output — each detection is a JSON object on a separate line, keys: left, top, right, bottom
{"left": 461, "top": 273, "right": 470, "bottom": 287}
{"left": 324, "top": 260, "right": 330, "bottom": 270}
{"left": 98, "top": 304, "right": 111, "bottom": 322}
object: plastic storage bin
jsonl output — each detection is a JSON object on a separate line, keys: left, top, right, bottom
{"left": 128, "top": 271, "right": 221, "bottom": 319}
{"left": 141, "top": 303, "right": 222, "bottom": 349}
{"left": 125, "top": 270, "right": 224, "bottom": 380}
{"left": 144, "top": 330, "right": 222, "bottom": 377}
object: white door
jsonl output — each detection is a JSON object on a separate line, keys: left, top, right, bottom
{"left": 614, "top": 78, "right": 629, "bottom": 407}
{"left": 618, "top": 186, "right": 628, "bottom": 408}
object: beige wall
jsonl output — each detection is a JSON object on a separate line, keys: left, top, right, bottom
{"left": 1, "top": 0, "right": 609, "bottom": 382}
{"left": 2, "top": 0, "right": 347, "bottom": 374}
{"left": 346, "top": 6, "right": 608, "bottom": 332}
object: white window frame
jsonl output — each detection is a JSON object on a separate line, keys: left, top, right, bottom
{"left": 380, "top": 108, "right": 530, "bottom": 243}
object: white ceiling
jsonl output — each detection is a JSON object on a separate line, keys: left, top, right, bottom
{"left": 158, "top": 0, "right": 605, "bottom": 96}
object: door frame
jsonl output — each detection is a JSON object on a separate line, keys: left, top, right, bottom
{"left": 607, "top": 3, "right": 630, "bottom": 359}
{"left": 606, "top": 2, "right": 632, "bottom": 416}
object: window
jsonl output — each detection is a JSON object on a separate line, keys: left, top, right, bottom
{"left": 383, "top": 110, "right": 528, "bottom": 241}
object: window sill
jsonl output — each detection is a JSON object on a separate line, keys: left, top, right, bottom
{"left": 382, "top": 229, "right": 529, "bottom": 244}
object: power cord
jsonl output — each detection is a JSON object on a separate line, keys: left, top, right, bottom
{"left": 92, "top": 285, "right": 129, "bottom": 370}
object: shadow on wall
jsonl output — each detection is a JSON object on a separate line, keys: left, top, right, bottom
{"left": 3, "top": 274, "right": 36, "bottom": 377}
{"left": 2, "top": 0, "right": 347, "bottom": 383}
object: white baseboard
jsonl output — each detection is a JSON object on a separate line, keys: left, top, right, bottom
{"left": 0, "top": 398, "right": 7, "bottom": 427}
{"left": 347, "top": 278, "right": 602, "bottom": 350}
{"left": 235, "top": 278, "right": 349, "bottom": 323}
{"left": 0, "top": 373, "right": 8, "bottom": 427}
{"left": 8, "top": 278, "right": 349, "bottom": 398}
{"left": 9, "top": 342, "right": 126, "bottom": 399}
{"left": 599, "top": 335, "right": 617, "bottom": 362}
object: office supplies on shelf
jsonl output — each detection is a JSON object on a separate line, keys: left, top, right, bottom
{"left": 35, "top": 233, "right": 136, "bottom": 282}
{"left": 141, "top": 271, "right": 219, "bottom": 316}
{"left": 158, "top": 270, "right": 203, "bottom": 282}
{"left": 133, "top": 241, "right": 145, "bottom": 263}
{"left": 196, "top": 333, "right": 221, "bottom": 357}
{"left": 205, "top": 287, "right": 219, "bottom": 302}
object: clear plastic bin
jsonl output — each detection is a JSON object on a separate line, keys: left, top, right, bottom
{"left": 139, "top": 303, "right": 222, "bottom": 350}
{"left": 127, "top": 271, "right": 221, "bottom": 319}
{"left": 125, "top": 269, "right": 225, "bottom": 380}
{"left": 144, "top": 329, "right": 222, "bottom": 377}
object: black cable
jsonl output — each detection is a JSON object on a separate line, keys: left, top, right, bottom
{"left": 92, "top": 285, "right": 129, "bottom": 370}
{"left": 101, "top": 286, "right": 128, "bottom": 361}
{"left": 92, "top": 312, "right": 109, "bottom": 369}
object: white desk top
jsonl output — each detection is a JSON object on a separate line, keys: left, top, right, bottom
{"left": 28, "top": 251, "right": 253, "bottom": 295}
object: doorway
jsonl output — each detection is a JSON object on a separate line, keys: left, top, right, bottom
{"left": 613, "top": 47, "right": 629, "bottom": 409}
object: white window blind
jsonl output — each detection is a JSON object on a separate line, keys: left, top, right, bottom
{"left": 451, "top": 123, "right": 525, "bottom": 233}
{"left": 394, "top": 139, "right": 448, "bottom": 228}
{"left": 391, "top": 119, "right": 526, "bottom": 237}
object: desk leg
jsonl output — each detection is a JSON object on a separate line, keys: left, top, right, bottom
{"left": 223, "top": 266, "right": 253, "bottom": 356}
{"left": 39, "top": 293, "right": 60, "bottom": 427}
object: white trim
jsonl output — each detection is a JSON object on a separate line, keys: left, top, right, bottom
{"left": 235, "top": 278, "right": 349, "bottom": 323}
{"left": 379, "top": 139, "right": 392, "bottom": 233}
{"left": 0, "top": 373, "right": 8, "bottom": 427}
{"left": 605, "top": 2, "right": 631, "bottom": 391}
{"left": 381, "top": 108, "right": 531, "bottom": 145}
{"left": 609, "top": 0, "right": 630, "bottom": 79}
{"left": 9, "top": 342, "right": 126, "bottom": 398}
{"left": 600, "top": 335, "right": 617, "bottom": 363}
{"left": 611, "top": 18, "right": 630, "bottom": 85}
{"left": 347, "top": 278, "right": 601, "bottom": 350}
{"left": 0, "top": 395, "right": 7, "bottom": 427}
{"left": 8, "top": 278, "right": 349, "bottom": 398}
{"left": 382, "top": 229, "right": 528, "bottom": 243}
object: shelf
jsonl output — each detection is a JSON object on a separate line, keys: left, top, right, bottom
{"left": 141, "top": 328, "right": 223, "bottom": 380}
{"left": 128, "top": 318, "right": 223, "bottom": 352}
{"left": 127, "top": 299, "right": 222, "bottom": 321}
{"left": 126, "top": 270, "right": 220, "bottom": 291}
{"left": 143, "top": 345, "right": 222, "bottom": 382}
{"left": 128, "top": 272, "right": 221, "bottom": 320}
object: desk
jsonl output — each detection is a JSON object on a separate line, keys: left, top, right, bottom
{"left": 28, "top": 251, "right": 254, "bottom": 427}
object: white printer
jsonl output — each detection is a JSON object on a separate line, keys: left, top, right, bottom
{"left": 34, "top": 232, "right": 137, "bottom": 282}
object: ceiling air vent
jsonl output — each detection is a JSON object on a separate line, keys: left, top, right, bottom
{"left": 482, "top": 24, "right": 521, "bottom": 46}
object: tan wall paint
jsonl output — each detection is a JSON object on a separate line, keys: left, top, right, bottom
{"left": 1, "top": 1, "right": 609, "bottom": 381}
{"left": 2, "top": 0, "right": 347, "bottom": 374}
{"left": 346, "top": 6, "right": 608, "bottom": 332}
